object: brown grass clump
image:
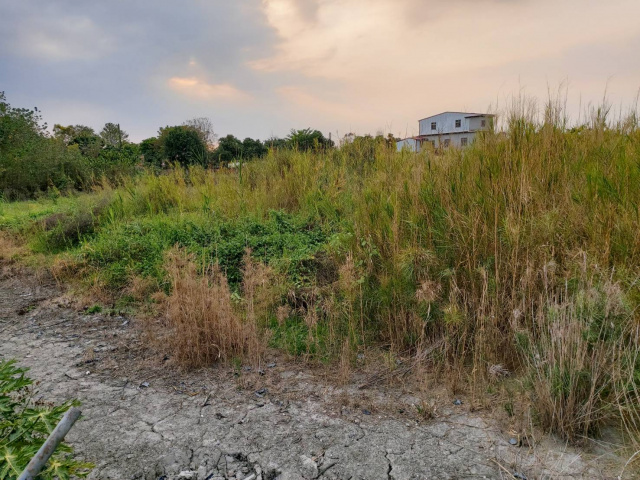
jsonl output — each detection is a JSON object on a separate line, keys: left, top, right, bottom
{"left": 163, "top": 247, "right": 264, "bottom": 369}
{"left": 0, "top": 232, "right": 26, "bottom": 263}
{"left": 125, "top": 275, "right": 159, "bottom": 302}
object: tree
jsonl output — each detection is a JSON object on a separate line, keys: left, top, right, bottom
{"left": 1, "top": 94, "right": 89, "bottom": 198}
{"left": 286, "top": 128, "right": 334, "bottom": 151}
{"left": 0, "top": 91, "right": 46, "bottom": 156}
{"left": 242, "top": 137, "right": 267, "bottom": 159}
{"left": 53, "top": 124, "right": 103, "bottom": 158}
{"left": 264, "top": 137, "right": 287, "bottom": 149}
{"left": 158, "top": 125, "right": 207, "bottom": 166}
{"left": 213, "top": 134, "right": 244, "bottom": 165}
{"left": 140, "top": 137, "right": 163, "bottom": 166}
{"left": 212, "top": 135, "right": 268, "bottom": 166}
{"left": 100, "top": 122, "right": 129, "bottom": 148}
{"left": 183, "top": 117, "right": 217, "bottom": 148}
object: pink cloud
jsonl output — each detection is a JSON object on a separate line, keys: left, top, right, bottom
{"left": 167, "top": 77, "right": 251, "bottom": 102}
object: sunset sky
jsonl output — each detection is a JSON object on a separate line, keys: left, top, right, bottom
{"left": 2, "top": 0, "right": 639, "bottom": 141}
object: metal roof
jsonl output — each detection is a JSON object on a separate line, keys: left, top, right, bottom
{"left": 417, "top": 111, "right": 494, "bottom": 122}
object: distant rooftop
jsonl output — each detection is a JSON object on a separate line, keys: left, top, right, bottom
{"left": 418, "top": 111, "right": 495, "bottom": 122}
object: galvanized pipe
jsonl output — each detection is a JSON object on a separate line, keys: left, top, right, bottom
{"left": 17, "top": 407, "right": 82, "bottom": 480}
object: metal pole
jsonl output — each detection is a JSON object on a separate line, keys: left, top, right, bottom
{"left": 17, "top": 407, "right": 82, "bottom": 480}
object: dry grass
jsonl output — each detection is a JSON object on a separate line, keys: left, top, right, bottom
{"left": 0, "top": 232, "right": 26, "bottom": 263}
{"left": 162, "top": 247, "right": 264, "bottom": 369}
{"left": 519, "top": 280, "right": 640, "bottom": 443}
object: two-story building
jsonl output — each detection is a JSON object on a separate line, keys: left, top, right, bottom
{"left": 397, "top": 112, "right": 494, "bottom": 152}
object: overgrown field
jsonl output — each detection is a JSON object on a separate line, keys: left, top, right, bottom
{"left": 2, "top": 108, "right": 640, "bottom": 444}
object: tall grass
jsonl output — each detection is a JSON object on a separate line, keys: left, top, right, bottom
{"left": 4, "top": 97, "right": 640, "bottom": 443}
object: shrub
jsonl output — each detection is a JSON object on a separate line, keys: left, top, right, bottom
{"left": 0, "top": 359, "right": 92, "bottom": 479}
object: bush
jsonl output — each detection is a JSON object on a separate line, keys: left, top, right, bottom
{"left": 0, "top": 359, "right": 92, "bottom": 479}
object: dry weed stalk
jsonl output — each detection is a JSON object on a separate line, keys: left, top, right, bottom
{"left": 164, "top": 247, "right": 263, "bottom": 369}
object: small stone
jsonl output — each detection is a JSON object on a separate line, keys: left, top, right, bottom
{"left": 300, "top": 455, "right": 318, "bottom": 479}
{"left": 362, "top": 409, "right": 371, "bottom": 415}
{"left": 452, "top": 399, "right": 462, "bottom": 406}
{"left": 509, "top": 437, "right": 519, "bottom": 446}
{"left": 267, "top": 362, "right": 277, "bottom": 368}
{"left": 255, "top": 388, "right": 267, "bottom": 398}
{"left": 197, "top": 465, "right": 207, "bottom": 479}
{"left": 140, "top": 381, "right": 150, "bottom": 388}
{"left": 177, "top": 470, "right": 196, "bottom": 479}
{"left": 512, "top": 473, "right": 528, "bottom": 480}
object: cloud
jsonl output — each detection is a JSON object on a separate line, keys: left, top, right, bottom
{"left": 1, "top": 0, "right": 639, "bottom": 142}
{"left": 254, "top": 0, "right": 640, "bottom": 80}
{"left": 250, "top": 0, "right": 640, "bottom": 135}
{"left": 168, "top": 77, "right": 252, "bottom": 102}
{"left": 277, "top": 85, "right": 367, "bottom": 122}
{"left": 0, "top": 5, "right": 115, "bottom": 62}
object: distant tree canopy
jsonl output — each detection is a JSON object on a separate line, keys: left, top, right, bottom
{"left": 182, "top": 117, "right": 217, "bottom": 148}
{"left": 140, "top": 137, "right": 163, "bottom": 166}
{"left": 0, "top": 92, "right": 46, "bottom": 156}
{"left": 53, "top": 124, "right": 103, "bottom": 158}
{"left": 286, "top": 128, "right": 334, "bottom": 151}
{"left": 158, "top": 125, "right": 207, "bottom": 166}
{"left": 100, "top": 122, "right": 129, "bottom": 148}
{"left": 264, "top": 137, "right": 287, "bottom": 149}
{"left": 1, "top": 93, "right": 88, "bottom": 198}
{"left": 212, "top": 134, "right": 268, "bottom": 165}
{"left": 2, "top": 89, "right": 346, "bottom": 197}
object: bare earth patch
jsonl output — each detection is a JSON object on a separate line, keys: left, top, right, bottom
{"left": 0, "top": 270, "right": 632, "bottom": 479}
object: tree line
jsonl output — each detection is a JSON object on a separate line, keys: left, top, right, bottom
{"left": 0, "top": 92, "right": 344, "bottom": 199}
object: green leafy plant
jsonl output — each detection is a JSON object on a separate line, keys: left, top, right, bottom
{"left": 0, "top": 360, "right": 92, "bottom": 479}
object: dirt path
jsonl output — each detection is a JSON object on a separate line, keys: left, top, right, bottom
{"left": 0, "top": 268, "right": 628, "bottom": 479}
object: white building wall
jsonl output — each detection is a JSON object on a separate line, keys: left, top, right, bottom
{"left": 429, "top": 131, "right": 477, "bottom": 148}
{"left": 419, "top": 112, "right": 469, "bottom": 136}
{"left": 418, "top": 112, "right": 492, "bottom": 136}
{"left": 468, "top": 116, "right": 490, "bottom": 131}
{"left": 396, "top": 138, "right": 421, "bottom": 152}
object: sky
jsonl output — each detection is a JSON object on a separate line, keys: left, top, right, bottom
{"left": 1, "top": 0, "right": 639, "bottom": 142}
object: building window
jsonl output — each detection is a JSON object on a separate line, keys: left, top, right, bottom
{"left": 431, "top": 122, "right": 436, "bottom": 130}
{"left": 443, "top": 139, "right": 450, "bottom": 148}
{"left": 481, "top": 119, "right": 486, "bottom": 127}
{"left": 461, "top": 137, "right": 468, "bottom": 146}
{"left": 455, "top": 119, "right": 461, "bottom": 128}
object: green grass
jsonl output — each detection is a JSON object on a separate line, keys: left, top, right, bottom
{"left": 0, "top": 195, "right": 79, "bottom": 231}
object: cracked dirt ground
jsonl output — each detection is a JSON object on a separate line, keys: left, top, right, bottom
{"left": 0, "top": 269, "right": 630, "bottom": 479}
